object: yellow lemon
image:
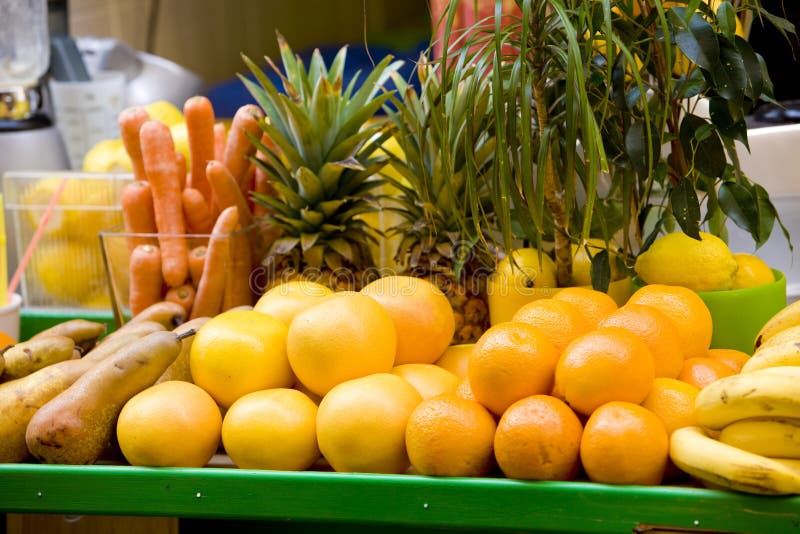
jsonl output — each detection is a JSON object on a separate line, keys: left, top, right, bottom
{"left": 487, "top": 248, "right": 558, "bottom": 324}
{"left": 190, "top": 309, "right": 293, "bottom": 408}
{"left": 731, "top": 253, "right": 775, "bottom": 289}
{"left": 145, "top": 100, "right": 184, "bottom": 127}
{"left": 253, "top": 280, "right": 333, "bottom": 326}
{"left": 116, "top": 381, "right": 222, "bottom": 467}
{"left": 81, "top": 139, "right": 132, "bottom": 173}
{"left": 286, "top": 292, "right": 397, "bottom": 397}
{"left": 316, "top": 373, "right": 422, "bottom": 474}
{"left": 571, "top": 238, "right": 622, "bottom": 287}
{"left": 222, "top": 388, "right": 320, "bottom": 471}
{"left": 33, "top": 240, "right": 107, "bottom": 304}
{"left": 170, "top": 122, "right": 191, "bottom": 171}
{"left": 634, "top": 231, "right": 738, "bottom": 291}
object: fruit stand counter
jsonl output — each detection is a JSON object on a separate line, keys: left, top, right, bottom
{"left": 0, "top": 464, "right": 799, "bottom": 533}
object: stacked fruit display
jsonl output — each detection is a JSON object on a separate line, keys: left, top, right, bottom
{"left": 2, "top": 271, "right": 799, "bottom": 497}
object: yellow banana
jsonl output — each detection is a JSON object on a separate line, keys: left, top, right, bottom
{"left": 756, "top": 325, "right": 800, "bottom": 352}
{"left": 718, "top": 418, "right": 800, "bottom": 459}
{"left": 755, "top": 300, "right": 800, "bottom": 350}
{"left": 669, "top": 426, "right": 800, "bottom": 495}
{"left": 742, "top": 340, "right": 800, "bottom": 373}
{"left": 694, "top": 370, "right": 800, "bottom": 430}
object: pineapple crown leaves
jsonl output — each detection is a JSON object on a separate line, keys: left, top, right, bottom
{"left": 379, "top": 55, "right": 496, "bottom": 273}
{"left": 240, "top": 33, "right": 404, "bottom": 272}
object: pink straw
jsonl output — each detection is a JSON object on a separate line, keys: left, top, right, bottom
{"left": 8, "top": 177, "right": 70, "bottom": 296}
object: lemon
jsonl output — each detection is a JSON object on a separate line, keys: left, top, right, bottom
{"left": 190, "top": 309, "right": 294, "bottom": 408}
{"left": 391, "top": 363, "right": 459, "bottom": 400}
{"left": 82, "top": 139, "right": 132, "bottom": 173}
{"left": 486, "top": 248, "right": 558, "bottom": 324}
{"left": 170, "top": 122, "right": 191, "bottom": 172}
{"left": 145, "top": 100, "right": 184, "bottom": 127}
{"left": 33, "top": 240, "right": 107, "bottom": 304}
{"left": 21, "top": 177, "right": 122, "bottom": 242}
{"left": 117, "top": 381, "right": 222, "bottom": 467}
{"left": 634, "top": 231, "right": 738, "bottom": 291}
{"left": 253, "top": 280, "right": 333, "bottom": 326}
{"left": 222, "top": 388, "right": 320, "bottom": 471}
{"left": 571, "top": 238, "right": 621, "bottom": 287}
{"left": 434, "top": 343, "right": 474, "bottom": 379}
{"left": 731, "top": 253, "right": 775, "bottom": 289}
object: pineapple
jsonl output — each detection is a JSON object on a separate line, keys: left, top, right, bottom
{"left": 381, "top": 58, "right": 496, "bottom": 343}
{"left": 242, "top": 35, "right": 403, "bottom": 291}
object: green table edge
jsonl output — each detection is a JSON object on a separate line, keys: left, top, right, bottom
{"left": 19, "top": 308, "right": 116, "bottom": 341}
{"left": 0, "top": 464, "right": 798, "bottom": 533}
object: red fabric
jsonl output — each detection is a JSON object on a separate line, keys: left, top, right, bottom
{"left": 430, "top": 0, "right": 522, "bottom": 59}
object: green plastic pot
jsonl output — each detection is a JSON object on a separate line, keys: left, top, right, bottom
{"left": 633, "top": 270, "right": 786, "bottom": 354}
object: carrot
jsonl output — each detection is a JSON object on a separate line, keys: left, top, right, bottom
{"left": 223, "top": 226, "right": 254, "bottom": 310}
{"left": 206, "top": 160, "right": 254, "bottom": 229}
{"left": 184, "top": 96, "right": 215, "bottom": 203}
{"left": 222, "top": 104, "right": 264, "bottom": 186}
{"left": 129, "top": 244, "right": 164, "bottom": 316}
{"left": 118, "top": 107, "right": 150, "bottom": 181}
{"left": 188, "top": 245, "right": 207, "bottom": 289}
{"left": 175, "top": 150, "right": 187, "bottom": 191}
{"left": 120, "top": 180, "right": 158, "bottom": 253}
{"left": 139, "top": 119, "right": 189, "bottom": 288}
{"left": 191, "top": 207, "right": 239, "bottom": 319}
{"left": 165, "top": 283, "right": 196, "bottom": 317}
{"left": 181, "top": 188, "right": 215, "bottom": 235}
{"left": 213, "top": 122, "right": 227, "bottom": 162}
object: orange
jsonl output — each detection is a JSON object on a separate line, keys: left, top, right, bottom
{"left": 316, "top": 373, "right": 422, "bottom": 474}
{"left": 116, "top": 381, "right": 222, "bottom": 468}
{"left": 0, "top": 330, "right": 16, "bottom": 347}
{"left": 361, "top": 275, "right": 455, "bottom": 364}
{"left": 552, "top": 286, "right": 618, "bottom": 328}
{"left": 640, "top": 377, "right": 700, "bottom": 435}
{"left": 468, "top": 321, "right": 560, "bottom": 416}
{"left": 286, "top": 292, "right": 397, "bottom": 397}
{"left": 190, "top": 309, "right": 294, "bottom": 408}
{"left": 598, "top": 303, "right": 685, "bottom": 378}
{"left": 706, "top": 348, "right": 750, "bottom": 373}
{"left": 392, "top": 363, "right": 459, "bottom": 400}
{"left": 221, "top": 388, "right": 320, "bottom": 471}
{"left": 627, "top": 284, "right": 713, "bottom": 359}
{"left": 253, "top": 280, "right": 333, "bottom": 326}
{"left": 434, "top": 343, "right": 474, "bottom": 379}
{"left": 512, "top": 298, "right": 592, "bottom": 354}
{"left": 494, "top": 395, "right": 583, "bottom": 481}
{"left": 677, "top": 356, "right": 736, "bottom": 389}
{"left": 580, "top": 401, "right": 669, "bottom": 485}
{"left": 554, "top": 326, "right": 655, "bottom": 416}
{"left": 405, "top": 394, "right": 496, "bottom": 477}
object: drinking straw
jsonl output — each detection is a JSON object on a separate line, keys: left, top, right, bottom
{"left": 7, "top": 177, "right": 70, "bottom": 297}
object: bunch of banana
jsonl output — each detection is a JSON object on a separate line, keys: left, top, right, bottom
{"left": 669, "top": 300, "right": 800, "bottom": 495}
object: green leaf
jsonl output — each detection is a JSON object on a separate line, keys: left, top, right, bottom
{"left": 589, "top": 249, "right": 611, "bottom": 293}
{"left": 670, "top": 178, "right": 701, "bottom": 239}
{"left": 708, "top": 96, "right": 748, "bottom": 147}
{"left": 270, "top": 236, "right": 300, "bottom": 256}
{"left": 754, "top": 184, "right": 777, "bottom": 246}
{"left": 674, "top": 12, "right": 719, "bottom": 72}
{"left": 271, "top": 181, "right": 306, "bottom": 210}
{"left": 735, "top": 36, "right": 763, "bottom": 103}
{"left": 679, "top": 114, "right": 726, "bottom": 178}
{"left": 300, "top": 232, "right": 319, "bottom": 252}
{"left": 625, "top": 120, "right": 660, "bottom": 172}
{"left": 710, "top": 42, "right": 747, "bottom": 105}
{"left": 716, "top": 1, "right": 737, "bottom": 42}
{"left": 299, "top": 208, "right": 325, "bottom": 227}
{"left": 718, "top": 181, "right": 758, "bottom": 239}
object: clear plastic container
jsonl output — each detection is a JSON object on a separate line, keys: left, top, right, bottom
{"left": 0, "top": 0, "right": 50, "bottom": 89}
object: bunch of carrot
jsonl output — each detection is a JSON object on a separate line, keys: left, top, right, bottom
{"left": 117, "top": 96, "right": 273, "bottom": 320}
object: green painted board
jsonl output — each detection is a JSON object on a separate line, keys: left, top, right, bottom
{"left": 0, "top": 464, "right": 799, "bottom": 533}
{"left": 19, "top": 309, "right": 116, "bottom": 341}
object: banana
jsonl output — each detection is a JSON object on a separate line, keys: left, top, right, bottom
{"left": 694, "top": 370, "right": 800, "bottom": 430}
{"left": 718, "top": 418, "right": 800, "bottom": 459}
{"left": 755, "top": 300, "right": 800, "bottom": 350}
{"left": 756, "top": 325, "right": 800, "bottom": 352}
{"left": 669, "top": 426, "right": 800, "bottom": 495}
{"left": 742, "top": 339, "right": 800, "bottom": 373}
{"left": 0, "top": 335, "right": 76, "bottom": 381}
